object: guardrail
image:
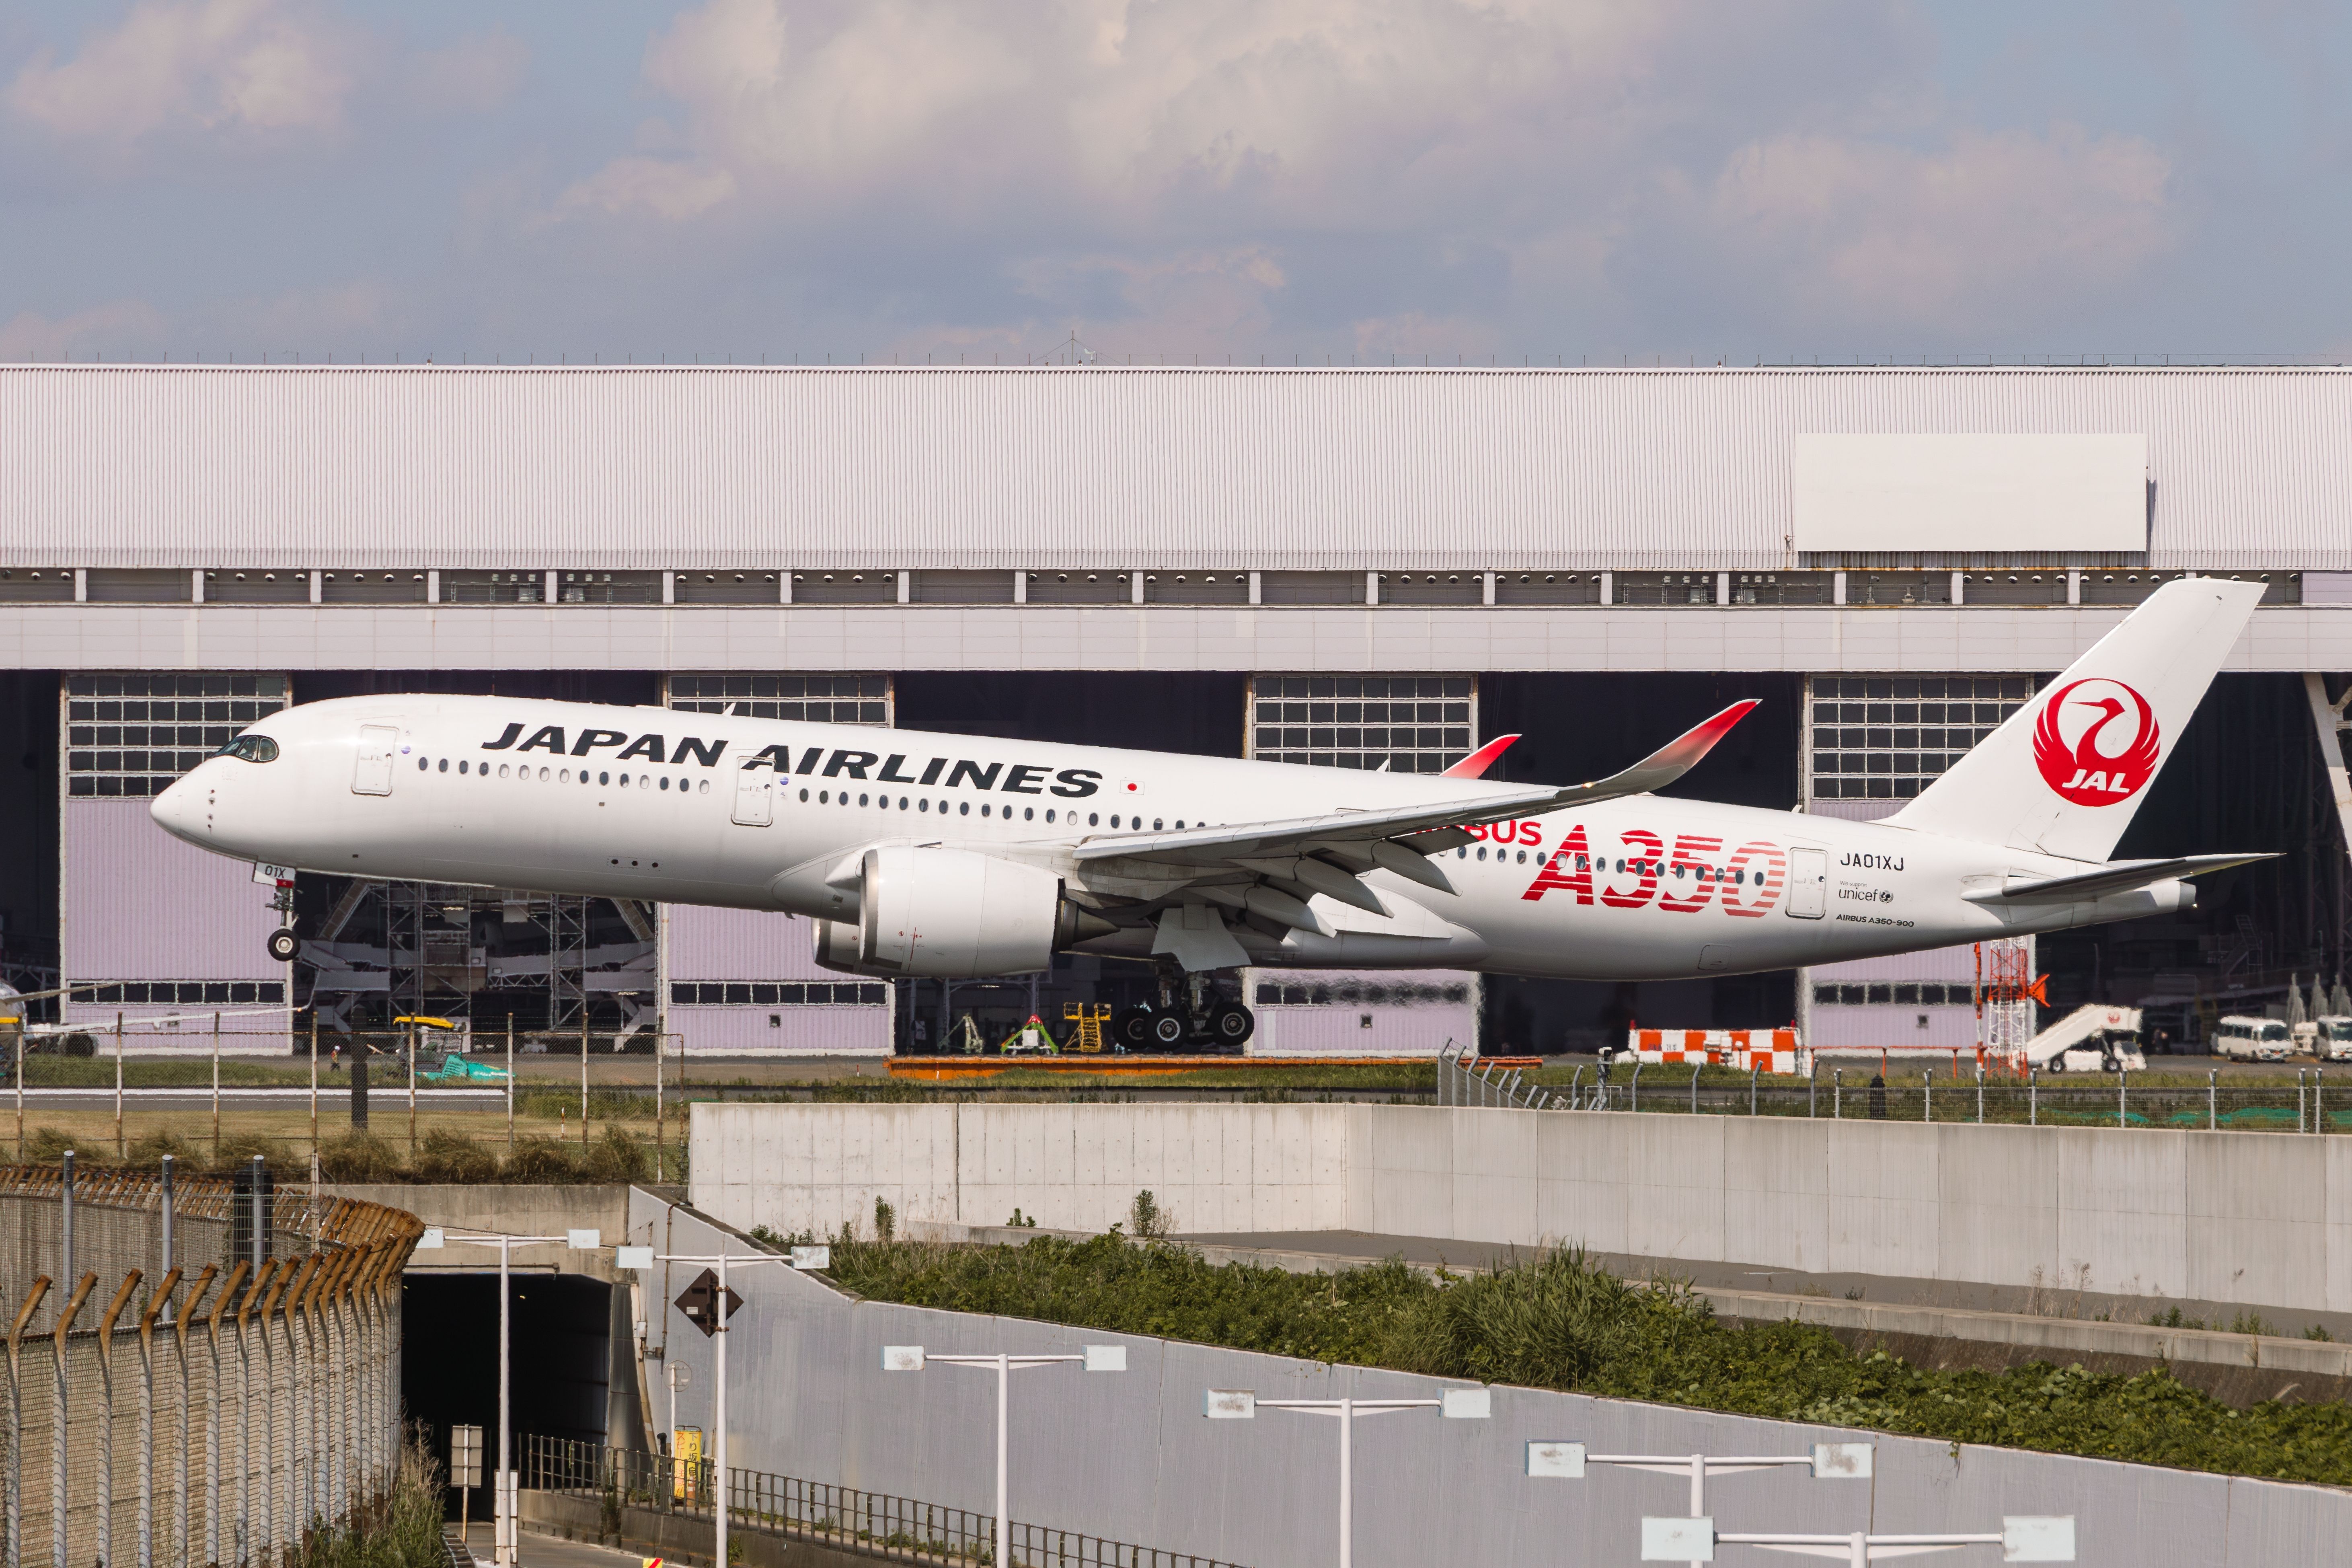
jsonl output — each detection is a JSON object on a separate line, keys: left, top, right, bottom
{"left": 1436, "top": 1042, "right": 2352, "bottom": 1131}
{"left": 520, "top": 1433, "right": 1248, "bottom": 1568}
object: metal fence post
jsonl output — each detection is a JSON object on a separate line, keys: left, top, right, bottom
{"left": 1631, "top": 1062, "right": 1641, "bottom": 1111}
{"left": 54, "top": 1272, "right": 95, "bottom": 1568}
{"left": 2029, "top": 1068, "right": 2038, "bottom": 1126}
{"left": 98, "top": 1272, "right": 140, "bottom": 1568}
{"left": 1975, "top": 1062, "right": 1984, "bottom": 1125}
{"left": 2319, "top": 1067, "right": 2327, "bottom": 1135}
{"left": 7, "top": 1277, "right": 51, "bottom": 1568}
{"left": 1833, "top": 1068, "right": 1841, "bottom": 1119}
{"left": 2119, "top": 1068, "right": 2128, "bottom": 1130}
{"left": 2300, "top": 1070, "right": 2309, "bottom": 1134}
{"left": 1749, "top": 1063, "right": 1758, "bottom": 1115}
{"left": 1691, "top": 1063, "right": 1699, "bottom": 1116}
{"left": 2209, "top": 1069, "right": 2218, "bottom": 1130}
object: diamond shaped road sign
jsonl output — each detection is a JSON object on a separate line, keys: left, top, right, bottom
{"left": 674, "top": 1269, "right": 745, "bottom": 1337}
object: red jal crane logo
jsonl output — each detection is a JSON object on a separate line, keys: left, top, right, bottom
{"left": 2031, "top": 678, "right": 2161, "bottom": 805}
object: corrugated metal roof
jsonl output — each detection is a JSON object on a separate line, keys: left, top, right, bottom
{"left": 0, "top": 364, "right": 2344, "bottom": 571}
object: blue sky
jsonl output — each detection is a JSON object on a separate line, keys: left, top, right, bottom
{"left": 2, "top": 1, "right": 2345, "bottom": 365}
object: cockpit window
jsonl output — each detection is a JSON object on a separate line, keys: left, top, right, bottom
{"left": 215, "top": 734, "right": 279, "bottom": 764}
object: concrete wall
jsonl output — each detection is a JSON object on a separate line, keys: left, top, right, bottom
{"left": 625, "top": 1191, "right": 2346, "bottom": 1568}
{"left": 691, "top": 1102, "right": 1347, "bottom": 1238}
{"left": 690, "top": 1103, "right": 2352, "bottom": 1315}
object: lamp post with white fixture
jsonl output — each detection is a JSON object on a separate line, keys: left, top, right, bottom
{"left": 1526, "top": 1442, "right": 1875, "bottom": 1568}
{"left": 1204, "top": 1386, "right": 1491, "bottom": 1568}
{"left": 881, "top": 1341, "right": 1128, "bottom": 1568}
{"left": 1639, "top": 1516, "right": 2075, "bottom": 1565}
{"left": 651, "top": 1243, "right": 826, "bottom": 1568}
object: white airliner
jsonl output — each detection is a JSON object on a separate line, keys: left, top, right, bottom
{"left": 152, "top": 580, "right": 2270, "bottom": 1048}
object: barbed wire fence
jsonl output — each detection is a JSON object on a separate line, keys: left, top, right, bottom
{"left": 0, "top": 1162, "right": 422, "bottom": 1567}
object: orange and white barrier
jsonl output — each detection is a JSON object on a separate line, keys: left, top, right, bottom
{"left": 1622, "top": 1028, "right": 1806, "bottom": 1074}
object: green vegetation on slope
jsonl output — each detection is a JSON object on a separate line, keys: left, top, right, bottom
{"left": 814, "top": 1233, "right": 2352, "bottom": 1485}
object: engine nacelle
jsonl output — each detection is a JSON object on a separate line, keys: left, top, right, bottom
{"left": 816, "top": 846, "right": 1103, "bottom": 978}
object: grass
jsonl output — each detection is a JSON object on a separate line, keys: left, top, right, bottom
{"left": 809, "top": 1232, "right": 2352, "bottom": 1486}
{"left": 293, "top": 1427, "right": 446, "bottom": 1568}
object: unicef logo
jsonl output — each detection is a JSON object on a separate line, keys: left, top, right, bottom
{"left": 2030, "top": 678, "right": 2160, "bottom": 806}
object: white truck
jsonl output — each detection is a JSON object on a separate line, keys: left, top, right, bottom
{"left": 2295, "top": 1015, "right": 2352, "bottom": 1062}
{"left": 2212, "top": 1014, "right": 2293, "bottom": 1062}
{"left": 2024, "top": 1004, "right": 2146, "bottom": 1073}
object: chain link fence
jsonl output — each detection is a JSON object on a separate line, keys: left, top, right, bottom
{"left": 0, "top": 1163, "right": 422, "bottom": 1567}
{"left": 521, "top": 1433, "right": 1249, "bottom": 1568}
{"left": 1439, "top": 1042, "right": 2352, "bottom": 1132}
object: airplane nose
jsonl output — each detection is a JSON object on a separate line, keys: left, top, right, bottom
{"left": 150, "top": 773, "right": 205, "bottom": 844}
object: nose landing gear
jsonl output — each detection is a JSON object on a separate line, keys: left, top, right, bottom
{"left": 266, "top": 928, "right": 299, "bottom": 964}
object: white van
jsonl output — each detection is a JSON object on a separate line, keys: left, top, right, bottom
{"left": 2213, "top": 1015, "right": 2292, "bottom": 1062}
{"left": 2309, "top": 1016, "right": 2352, "bottom": 1062}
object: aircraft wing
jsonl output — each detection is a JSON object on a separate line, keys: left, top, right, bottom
{"left": 1072, "top": 700, "right": 1759, "bottom": 871}
{"left": 1962, "top": 852, "right": 2278, "bottom": 905}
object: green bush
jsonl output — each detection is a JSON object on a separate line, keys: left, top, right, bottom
{"left": 416, "top": 1129, "right": 498, "bottom": 1184}
{"left": 292, "top": 1425, "right": 445, "bottom": 1568}
{"left": 503, "top": 1135, "right": 579, "bottom": 1183}
{"left": 212, "top": 1132, "right": 296, "bottom": 1178}
{"left": 581, "top": 1125, "right": 649, "bottom": 1184}
{"left": 318, "top": 1130, "right": 405, "bottom": 1184}
{"left": 822, "top": 1237, "right": 2352, "bottom": 1485}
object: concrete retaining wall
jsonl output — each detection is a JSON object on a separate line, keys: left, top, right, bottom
{"left": 691, "top": 1102, "right": 2352, "bottom": 1315}
{"left": 624, "top": 1190, "right": 2348, "bottom": 1568}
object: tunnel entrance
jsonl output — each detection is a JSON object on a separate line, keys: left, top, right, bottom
{"left": 401, "top": 1272, "right": 632, "bottom": 1516}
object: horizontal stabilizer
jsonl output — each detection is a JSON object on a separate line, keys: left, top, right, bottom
{"left": 1963, "top": 852, "right": 2277, "bottom": 905}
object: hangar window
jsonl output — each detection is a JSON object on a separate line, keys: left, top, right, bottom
{"left": 1246, "top": 674, "right": 1475, "bottom": 773}
{"left": 668, "top": 672, "right": 892, "bottom": 725}
{"left": 1805, "top": 674, "right": 2041, "bottom": 801}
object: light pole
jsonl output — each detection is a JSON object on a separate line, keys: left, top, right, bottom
{"left": 655, "top": 1245, "right": 823, "bottom": 1568}
{"left": 1640, "top": 1516, "right": 2075, "bottom": 1564}
{"left": 1205, "top": 1385, "right": 1491, "bottom": 1568}
{"left": 1527, "top": 1442, "right": 1873, "bottom": 1568}
{"left": 883, "top": 1341, "right": 1127, "bottom": 1568}
{"left": 416, "top": 1225, "right": 618, "bottom": 1566}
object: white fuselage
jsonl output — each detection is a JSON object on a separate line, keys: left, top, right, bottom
{"left": 152, "top": 694, "right": 2191, "bottom": 981}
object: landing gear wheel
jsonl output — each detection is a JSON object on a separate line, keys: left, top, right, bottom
{"left": 1111, "top": 1005, "right": 1156, "bottom": 1052}
{"left": 266, "top": 928, "right": 298, "bottom": 963}
{"left": 1207, "top": 1001, "right": 1255, "bottom": 1051}
{"left": 1149, "top": 1010, "right": 1191, "bottom": 1050}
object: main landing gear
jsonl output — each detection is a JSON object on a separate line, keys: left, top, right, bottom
{"left": 1112, "top": 961, "right": 1255, "bottom": 1054}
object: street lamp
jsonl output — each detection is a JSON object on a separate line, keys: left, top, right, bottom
{"left": 1205, "top": 1385, "right": 1491, "bottom": 1568}
{"left": 1640, "top": 1516, "right": 2076, "bottom": 1565}
{"left": 652, "top": 1244, "right": 825, "bottom": 1568}
{"left": 416, "top": 1225, "right": 620, "bottom": 1567}
{"left": 1528, "top": 1442, "right": 1873, "bottom": 1568}
{"left": 882, "top": 1341, "right": 1127, "bottom": 1568}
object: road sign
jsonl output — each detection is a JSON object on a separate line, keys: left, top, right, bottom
{"left": 450, "top": 1424, "right": 482, "bottom": 1489}
{"left": 674, "top": 1269, "right": 744, "bottom": 1336}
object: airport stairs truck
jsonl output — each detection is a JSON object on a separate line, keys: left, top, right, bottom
{"left": 2025, "top": 1004, "right": 2147, "bottom": 1073}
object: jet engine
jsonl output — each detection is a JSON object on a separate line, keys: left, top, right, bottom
{"left": 810, "top": 845, "right": 1113, "bottom": 978}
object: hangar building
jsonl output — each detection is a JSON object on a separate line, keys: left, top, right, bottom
{"left": 1, "top": 363, "right": 2346, "bottom": 1057}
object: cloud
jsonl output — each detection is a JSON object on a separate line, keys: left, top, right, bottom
{"left": 1710, "top": 125, "right": 2175, "bottom": 323}
{"left": 0, "top": 301, "right": 167, "bottom": 360}
{"left": 7, "top": 0, "right": 355, "bottom": 144}
{"left": 413, "top": 29, "right": 528, "bottom": 115}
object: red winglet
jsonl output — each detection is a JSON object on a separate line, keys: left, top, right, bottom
{"left": 1641, "top": 699, "right": 1759, "bottom": 775}
{"left": 1441, "top": 734, "right": 1520, "bottom": 779}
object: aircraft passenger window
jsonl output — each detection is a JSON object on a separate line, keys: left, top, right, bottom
{"left": 418, "top": 757, "right": 428, "bottom": 771}
{"left": 1045, "top": 809, "right": 1055, "bottom": 822}
{"left": 799, "top": 789, "right": 809, "bottom": 801}
{"left": 1088, "top": 813, "right": 1098, "bottom": 826}
{"left": 819, "top": 790, "right": 829, "bottom": 804}
{"left": 919, "top": 799, "right": 929, "bottom": 812}
{"left": 1111, "top": 814, "right": 1121, "bottom": 828}
{"left": 860, "top": 793, "right": 870, "bottom": 807}
{"left": 659, "top": 776, "right": 669, "bottom": 790}
{"left": 458, "top": 760, "right": 468, "bottom": 775}
{"left": 898, "top": 797, "right": 908, "bottom": 810}
{"left": 1475, "top": 847, "right": 1485, "bottom": 860}
{"left": 581, "top": 772, "right": 592, "bottom": 785}
{"left": 698, "top": 779, "right": 709, "bottom": 793}
{"left": 1153, "top": 818, "right": 1163, "bottom": 831}
{"left": 980, "top": 804, "right": 990, "bottom": 817}
{"left": 1517, "top": 851, "right": 1526, "bottom": 863}
{"left": 598, "top": 771, "right": 610, "bottom": 785}
{"left": 959, "top": 801, "right": 969, "bottom": 815}
{"left": 498, "top": 765, "right": 509, "bottom": 778}
{"left": 1024, "top": 808, "right": 1033, "bottom": 821}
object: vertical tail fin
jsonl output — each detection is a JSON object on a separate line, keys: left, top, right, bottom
{"left": 1886, "top": 578, "right": 2263, "bottom": 861}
